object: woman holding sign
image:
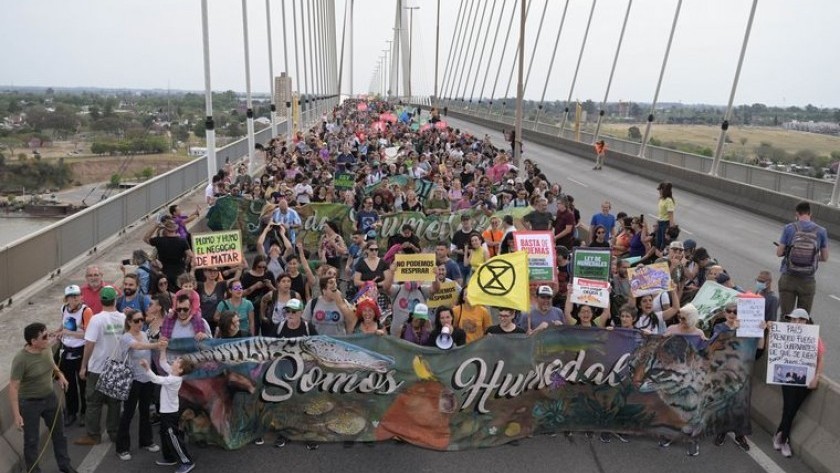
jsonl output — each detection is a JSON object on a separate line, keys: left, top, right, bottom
{"left": 772, "top": 309, "right": 824, "bottom": 458}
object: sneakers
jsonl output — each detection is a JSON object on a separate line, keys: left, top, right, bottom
{"left": 305, "top": 442, "right": 319, "bottom": 450}
{"left": 781, "top": 441, "right": 792, "bottom": 458}
{"left": 714, "top": 433, "right": 726, "bottom": 446}
{"left": 614, "top": 433, "right": 630, "bottom": 443}
{"left": 73, "top": 435, "right": 100, "bottom": 446}
{"left": 773, "top": 432, "right": 783, "bottom": 451}
{"left": 175, "top": 464, "right": 195, "bottom": 473}
{"left": 274, "top": 436, "right": 287, "bottom": 448}
{"left": 156, "top": 460, "right": 178, "bottom": 466}
{"left": 733, "top": 435, "right": 750, "bottom": 452}
{"left": 117, "top": 452, "right": 132, "bottom": 461}
{"left": 599, "top": 432, "right": 611, "bottom": 444}
{"left": 144, "top": 444, "right": 161, "bottom": 453}
{"left": 253, "top": 437, "right": 265, "bottom": 446}
{"left": 658, "top": 436, "right": 672, "bottom": 448}
{"left": 686, "top": 440, "right": 700, "bottom": 457}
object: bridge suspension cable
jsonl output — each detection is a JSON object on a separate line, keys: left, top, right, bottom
{"left": 473, "top": 0, "right": 509, "bottom": 105}
{"left": 592, "top": 0, "right": 634, "bottom": 143}
{"left": 638, "top": 0, "right": 682, "bottom": 159}
{"left": 532, "top": 0, "right": 570, "bottom": 129}
{"left": 558, "top": 0, "right": 598, "bottom": 136}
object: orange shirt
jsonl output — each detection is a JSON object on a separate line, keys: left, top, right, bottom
{"left": 482, "top": 229, "right": 504, "bottom": 257}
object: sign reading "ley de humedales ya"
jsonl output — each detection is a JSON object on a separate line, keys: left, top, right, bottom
{"left": 191, "top": 230, "right": 243, "bottom": 268}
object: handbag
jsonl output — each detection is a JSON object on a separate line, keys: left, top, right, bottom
{"left": 95, "top": 336, "right": 134, "bottom": 401}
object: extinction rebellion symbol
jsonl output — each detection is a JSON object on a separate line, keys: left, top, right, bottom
{"left": 476, "top": 259, "right": 516, "bottom": 296}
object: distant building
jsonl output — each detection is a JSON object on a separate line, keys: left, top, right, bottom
{"left": 782, "top": 120, "right": 840, "bottom": 135}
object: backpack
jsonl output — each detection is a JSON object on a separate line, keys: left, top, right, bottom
{"left": 786, "top": 222, "right": 820, "bottom": 276}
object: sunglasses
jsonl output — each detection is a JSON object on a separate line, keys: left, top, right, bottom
{"left": 231, "top": 285, "right": 244, "bottom": 291}
{"left": 176, "top": 307, "right": 191, "bottom": 314}
{"left": 158, "top": 280, "right": 168, "bottom": 285}
{"left": 257, "top": 265, "right": 267, "bottom": 269}
{"left": 596, "top": 231, "right": 605, "bottom": 235}
{"left": 368, "top": 247, "right": 379, "bottom": 251}
{"left": 725, "top": 309, "right": 737, "bottom": 314}
{"left": 131, "top": 318, "right": 144, "bottom": 324}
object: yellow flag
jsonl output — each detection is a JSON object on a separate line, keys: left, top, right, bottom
{"left": 466, "top": 251, "right": 531, "bottom": 312}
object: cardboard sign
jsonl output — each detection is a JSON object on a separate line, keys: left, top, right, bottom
{"left": 627, "top": 262, "right": 673, "bottom": 297}
{"left": 425, "top": 281, "right": 460, "bottom": 308}
{"left": 570, "top": 277, "right": 610, "bottom": 309}
{"left": 513, "top": 231, "right": 557, "bottom": 283}
{"left": 393, "top": 253, "right": 436, "bottom": 282}
{"left": 736, "top": 295, "right": 765, "bottom": 338}
{"left": 572, "top": 248, "right": 611, "bottom": 281}
{"left": 767, "top": 322, "right": 820, "bottom": 386}
{"left": 191, "top": 230, "right": 243, "bottom": 269}
{"left": 334, "top": 172, "right": 355, "bottom": 191}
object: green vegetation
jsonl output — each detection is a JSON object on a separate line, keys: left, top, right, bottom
{"left": 0, "top": 153, "right": 72, "bottom": 193}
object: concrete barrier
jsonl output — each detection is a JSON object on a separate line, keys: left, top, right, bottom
{"left": 439, "top": 105, "right": 840, "bottom": 473}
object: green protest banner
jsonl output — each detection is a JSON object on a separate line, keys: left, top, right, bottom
{"left": 572, "top": 248, "right": 612, "bottom": 281}
{"left": 166, "top": 330, "right": 756, "bottom": 451}
{"left": 334, "top": 172, "right": 355, "bottom": 191}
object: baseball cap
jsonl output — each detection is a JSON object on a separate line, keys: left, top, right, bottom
{"left": 412, "top": 303, "right": 430, "bottom": 320}
{"left": 788, "top": 308, "right": 810, "bottom": 321}
{"left": 669, "top": 241, "right": 684, "bottom": 250}
{"left": 683, "top": 239, "right": 697, "bottom": 250}
{"left": 64, "top": 285, "right": 81, "bottom": 297}
{"left": 537, "top": 285, "right": 554, "bottom": 298}
{"left": 99, "top": 286, "right": 118, "bottom": 303}
{"left": 285, "top": 298, "right": 304, "bottom": 312}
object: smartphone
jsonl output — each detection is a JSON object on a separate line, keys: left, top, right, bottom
{"left": 121, "top": 259, "right": 131, "bottom": 265}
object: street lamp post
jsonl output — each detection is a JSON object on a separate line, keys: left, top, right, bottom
{"left": 404, "top": 6, "right": 420, "bottom": 100}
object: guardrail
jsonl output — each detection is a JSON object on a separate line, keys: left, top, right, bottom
{"left": 431, "top": 102, "right": 836, "bottom": 204}
{"left": 0, "top": 124, "right": 279, "bottom": 302}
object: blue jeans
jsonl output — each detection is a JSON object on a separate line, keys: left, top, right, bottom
{"left": 656, "top": 220, "right": 669, "bottom": 250}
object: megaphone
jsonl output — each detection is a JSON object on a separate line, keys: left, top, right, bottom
{"left": 436, "top": 326, "right": 454, "bottom": 350}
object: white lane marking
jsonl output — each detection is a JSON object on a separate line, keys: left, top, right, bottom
{"left": 829, "top": 295, "right": 840, "bottom": 302}
{"left": 682, "top": 229, "right": 694, "bottom": 235}
{"left": 567, "top": 177, "right": 589, "bottom": 188}
{"left": 738, "top": 435, "right": 787, "bottom": 473}
{"left": 77, "top": 439, "right": 112, "bottom": 473}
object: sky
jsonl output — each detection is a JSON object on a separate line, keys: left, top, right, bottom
{"left": 1, "top": 0, "right": 838, "bottom": 107}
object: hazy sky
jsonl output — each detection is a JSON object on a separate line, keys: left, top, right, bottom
{"left": 2, "top": 0, "right": 838, "bottom": 107}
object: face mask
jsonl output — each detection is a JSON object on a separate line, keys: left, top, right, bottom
{"left": 755, "top": 281, "right": 767, "bottom": 292}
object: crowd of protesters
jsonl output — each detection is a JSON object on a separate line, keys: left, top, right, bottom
{"left": 13, "top": 98, "right": 829, "bottom": 472}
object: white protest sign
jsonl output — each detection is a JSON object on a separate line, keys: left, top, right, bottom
{"left": 736, "top": 296, "right": 765, "bottom": 338}
{"left": 767, "top": 322, "right": 820, "bottom": 386}
{"left": 570, "top": 277, "right": 610, "bottom": 309}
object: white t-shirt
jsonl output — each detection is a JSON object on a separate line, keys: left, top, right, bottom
{"left": 147, "top": 358, "right": 182, "bottom": 414}
{"left": 84, "top": 310, "right": 126, "bottom": 374}
{"left": 170, "top": 318, "right": 212, "bottom": 340}
{"left": 294, "top": 183, "right": 313, "bottom": 204}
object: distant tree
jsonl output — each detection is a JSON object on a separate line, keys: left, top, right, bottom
{"left": 7, "top": 100, "right": 22, "bottom": 114}
{"left": 629, "top": 102, "right": 643, "bottom": 119}
{"left": 142, "top": 167, "right": 154, "bottom": 180}
{"left": 834, "top": 109, "right": 840, "bottom": 124}
{"left": 109, "top": 173, "right": 121, "bottom": 188}
{"left": 627, "top": 126, "right": 642, "bottom": 141}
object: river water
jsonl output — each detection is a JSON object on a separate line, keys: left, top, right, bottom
{"left": 0, "top": 215, "right": 62, "bottom": 247}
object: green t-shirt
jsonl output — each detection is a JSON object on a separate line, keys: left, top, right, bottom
{"left": 11, "top": 349, "right": 55, "bottom": 399}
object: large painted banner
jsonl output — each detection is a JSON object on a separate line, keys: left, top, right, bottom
{"left": 166, "top": 329, "right": 756, "bottom": 451}
{"left": 207, "top": 197, "right": 532, "bottom": 251}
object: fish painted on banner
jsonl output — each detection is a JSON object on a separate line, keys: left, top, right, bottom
{"left": 182, "top": 336, "right": 395, "bottom": 374}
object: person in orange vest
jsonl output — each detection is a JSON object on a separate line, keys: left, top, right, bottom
{"left": 593, "top": 140, "right": 607, "bottom": 170}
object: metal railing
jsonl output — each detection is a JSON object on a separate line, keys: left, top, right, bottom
{"left": 432, "top": 101, "right": 835, "bottom": 204}
{"left": 0, "top": 123, "right": 281, "bottom": 302}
